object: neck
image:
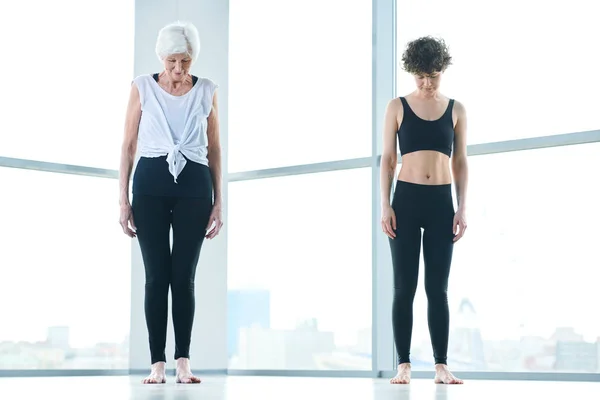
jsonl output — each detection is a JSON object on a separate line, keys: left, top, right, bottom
{"left": 415, "top": 89, "right": 440, "bottom": 101}
{"left": 160, "top": 72, "right": 188, "bottom": 90}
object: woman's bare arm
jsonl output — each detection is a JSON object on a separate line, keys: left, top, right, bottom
{"left": 451, "top": 101, "right": 468, "bottom": 211}
{"left": 380, "top": 99, "right": 401, "bottom": 239}
{"left": 207, "top": 90, "right": 222, "bottom": 206}
{"left": 119, "top": 83, "right": 142, "bottom": 206}
{"left": 380, "top": 99, "right": 400, "bottom": 208}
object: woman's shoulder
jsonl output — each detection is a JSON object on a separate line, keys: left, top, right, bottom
{"left": 194, "top": 76, "right": 218, "bottom": 89}
{"left": 450, "top": 98, "right": 466, "bottom": 114}
{"left": 132, "top": 73, "right": 154, "bottom": 86}
{"left": 133, "top": 73, "right": 153, "bottom": 80}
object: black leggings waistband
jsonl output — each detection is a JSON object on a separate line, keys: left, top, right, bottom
{"left": 395, "top": 179, "right": 451, "bottom": 191}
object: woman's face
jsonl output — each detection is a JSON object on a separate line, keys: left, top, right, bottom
{"left": 414, "top": 71, "right": 442, "bottom": 95}
{"left": 162, "top": 53, "right": 192, "bottom": 82}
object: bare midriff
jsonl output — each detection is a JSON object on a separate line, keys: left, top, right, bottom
{"left": 397, "top": 150, "right": 452, "bottom": 185}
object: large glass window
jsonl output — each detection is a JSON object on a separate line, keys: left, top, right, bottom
{"left": 227, "top": 168, "right": 372, "bottom": 370}
{"left": 228, "top": 0, "right": 373, "bottom": 172}
{"left": 404, "top": 143, "right": 600, "bottom": 372}
{"left": 0, "top": 168, "right": 130, "bottom": 369}
{"left": 396, "top": 0, "right": 600, "bottom": 144}
{"left": 0, "top": 0, "right": 135, "bottom": 169}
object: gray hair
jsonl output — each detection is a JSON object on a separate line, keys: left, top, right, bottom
{"left": 155, "top": 21, "right": 200, "bottom": 63}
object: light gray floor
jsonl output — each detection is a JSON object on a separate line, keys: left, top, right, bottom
{"left": 0, "top": 375, "right": 599, "bottom": 399}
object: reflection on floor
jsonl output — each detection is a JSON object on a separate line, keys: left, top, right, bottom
{"left": 0, "top": 375, "right": 599, "bottom": 400}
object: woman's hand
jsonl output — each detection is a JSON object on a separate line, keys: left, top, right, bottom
{"left": 453, "top": 208, "right": 467, "bottom": 242}
{"left": 205, "top": 203, "right": 223, "bottom": 239}
{"left": 381, "top": 205, "right": 397, "bottom": 239}
{"left": 119, "top": 203, "right": 137, "bottom": 238}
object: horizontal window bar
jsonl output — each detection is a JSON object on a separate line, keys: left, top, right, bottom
{"left": 0, "top": 157, "right": 117, "bottom": 179}
{"left": 228, "top": 157, "right": 374, "bottom": 182}
{"left": 384, "top": 370, "right": 600, "bottom": 382}
{"left": 467, "top": 129, "right": 600, "bottom": 156}
{"left": 0, "top": 369, "right": 227, "bottom": 378}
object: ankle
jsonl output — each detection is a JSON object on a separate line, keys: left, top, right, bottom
{"left": 398, "top": 362, "right": 411, "bottom": 369}
{"left": 151, "top": 361, "right": 166, "bottom": 373}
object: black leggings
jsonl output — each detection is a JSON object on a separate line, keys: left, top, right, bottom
{"left": 389, "top": 180, "right": 455, "bottom": 365}
{"left": 132, "top": 194, "right": 213, "bottom": 364}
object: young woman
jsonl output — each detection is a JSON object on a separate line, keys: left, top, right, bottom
{"left": 380, "top": 36, "right": 468, "bottom": 385}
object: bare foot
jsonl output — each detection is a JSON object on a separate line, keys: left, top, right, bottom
{"left": 434, "top": 364, "right": 463, "bottom": 384}
{"left": 390, "top": 363, "right": 411, "bottom": 384}
{"left": 142, "top": 361, "right": 166, "bottom": 384}
{"left": 175, "top": 357, "right": 201, "bottom": 384}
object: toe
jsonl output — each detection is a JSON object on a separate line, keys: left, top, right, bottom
{"left": 177, "top": 372, "right": 201, "bottom": 384}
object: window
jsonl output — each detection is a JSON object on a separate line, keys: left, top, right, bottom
{"left": 0, "top": 0, "right": 135, "bottom": 169}
{"left": 227, "top": 168, "right": 372, "bottom": 370}
{"left": 0, "top": 168, "right": 130, "bottom": 369}
{"left": 396, "top": 0, "right": 600, "bottom": 144}
{"left": 228, "top": 0, "right": 372, "bottom": 172}
{"left": 404, "top": 143, "right": 600, "bottom": 372}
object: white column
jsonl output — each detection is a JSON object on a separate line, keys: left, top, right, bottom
{"left": 372, "top": 0, "right": 397, "bottom": 373}
{"left": 129, "top": 0, "right": 229, "bottom": 372}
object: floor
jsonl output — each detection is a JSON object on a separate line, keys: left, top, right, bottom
{"left": 0, "top": 375, "right": 598, "bottom": 400}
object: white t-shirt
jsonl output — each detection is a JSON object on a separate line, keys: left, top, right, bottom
{"left": 133, "top": 74, "right": 218, "bottom": 182}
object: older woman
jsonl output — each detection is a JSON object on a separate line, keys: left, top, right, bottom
{"left": 380, "top": 36, "right": 468, "bottom": 385}
{"left": 118, "top": 21, "right": 223, "bottom": 384}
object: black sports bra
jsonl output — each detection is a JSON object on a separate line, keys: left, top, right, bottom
{"left": 152, "top": 73, "right": 198, "bottom": 86}
{"left": 397, "top": 97, "right": 455, "bottom": 157}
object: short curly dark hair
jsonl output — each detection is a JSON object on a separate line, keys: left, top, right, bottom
{"left": 401, "top": 36, "right": 452, "bottom": 75}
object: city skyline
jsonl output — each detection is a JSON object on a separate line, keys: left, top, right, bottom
{"left": 3, "top": 290, "right": 597, "bottom": 373}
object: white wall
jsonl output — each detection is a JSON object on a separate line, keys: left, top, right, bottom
{"left": 129, "top": 0, "right": 229, "bottom": 371}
